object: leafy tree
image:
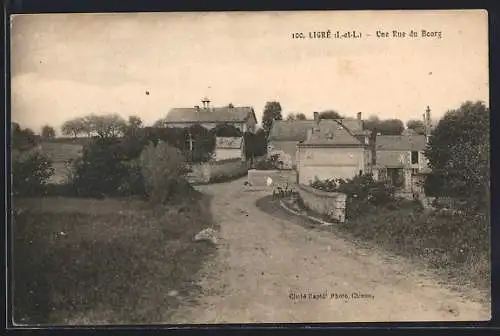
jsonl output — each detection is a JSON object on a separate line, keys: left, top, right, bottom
{"left": 152, "top": 119, "right": 166, "bottom": 128}
{"left": 424, "top": 101, "right": 490, "bottom": 211}
{"left": 140, "top": 141, "right": 191, "bottom": 204}
{"left": 41, "top": 125, "right": 56, "bottom": 139}
{"left": 286, "top": 113, "right": 307, "bottom": 121}
{"left": 62, "top": 114, "right": 128, "bottom": 139}
{"left": 406, "top": 119, "right": 426, "bottom": 135}
{"left": 262, "top": 101, "right": 283, "bottom": 135}
{"left": 227, "top": 103, "right": 234, "bottom": 108}
{"left": 81, "top": 116, "right": 94, "bottom": 137}
{"left": 319, "top": 110, "right": 342, "bottom": 120}
{"left": 72, "top": 137, "right": 129, "bottom": 197}
{"left": 186, "top": 124, "right": 216, "bottom": 163}
{"left": 128, "top": 115, "right": 143, "bottom": 129}
{"left": 61, "top": 118, "right": 84, "bottom": 139}
{"left": 120, "top": 116, "right": 146, "bottom": 159}
{"left": 211, "top": 123, "right": 242, "bottom": 137}
{"left": 12, "top": 149, "right": 54, "bottom": 196}
{"left": 379, "top": 119, "right": 405, "bottom": 135}
{"left": 89, "top": 114, "right": 127, "bottom": 138}
{"left": 12, "top": 123, "right": 38, "bottom": 151}
{"left": 253, "top": 128, "right": 268, "bottom": 157}
{"left": 363, "top": 116, "right": 404, "bottom": 136}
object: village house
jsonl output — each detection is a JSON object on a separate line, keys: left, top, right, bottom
{"left": 267, "top": 120, "right": 316, "bottom": 169}
{"left": 373, "top": 134, "right": 430, "bottom": 198}
{"left": 268, "top": 112, "right": 371, "bottom": 172}
{"left": 214, "top": 137, "right": 245, "bottom": 161}
{"left": 372, "top": 107, "right": 433, "bottom": 198}
{"left": 162, "top": 98, "right": 258, "bottom": 133}
{"left": 296, "top": 112, "right": 373, "bottom": 184}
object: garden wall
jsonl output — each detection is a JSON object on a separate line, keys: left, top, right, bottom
{"left": 246, "top": 169, "right": 297, "bottom": 190}
{"left": 189, "top": 158, "right": 250, "bottom": 184}
{"left": 297, "top": 184, "right": 347, "bottom": 223}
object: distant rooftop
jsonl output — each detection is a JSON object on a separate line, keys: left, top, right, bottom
{"left": 269, "top": 118, "right": 368, "bottom": 142}
{"left": 164, "top": 106, "right": 255, "bottom": 124}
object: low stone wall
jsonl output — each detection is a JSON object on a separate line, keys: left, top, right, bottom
{"left": 246, "top": 169, "right": 297, "bottom": 190}
{"left": 189, "top": 158, "right": 250, "bottom": 183}
{"left": 297, "top": 184, "right": 347, "bottom": 223}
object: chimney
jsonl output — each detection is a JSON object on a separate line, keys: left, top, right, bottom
{"left": 313, "top": 112, "right": 319, "bottom": 123}
{"left": 202, "top": 97, "right": 211, "bottom": 109}
{"left": 357, "top": 112, "right": 362, "bottom": 120}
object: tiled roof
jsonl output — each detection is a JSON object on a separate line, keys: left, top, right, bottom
{"left": 268, "top": 120, "right": 316, "bottom": 142}
{"left": 303, "top": 120, "right": 363, "bottom": 146}
{"left": 215, "top": 137, "right": 243, "bottom": 149}
{"left": 375, "top": 135, "right": 427, "bottom": 151}
{"left": 269, "top": 118, "right": 367, "bottom": 142}
{"left": 164, "top": 106, "right": 255, "bottom": 123}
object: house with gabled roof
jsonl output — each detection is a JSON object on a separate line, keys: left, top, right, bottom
{"left": 268, "top": 112, "right": 371, "bottom": 171}
{"left": 373, "top": 134, "right": 430, "bottom": 198}
{"left": 296, "top": 112, "right": 373, "bottom": 184}
{"left": 372, "top": 107, "right": 434, "bottom": 198}
{"left": 161, "top": 98, "right": 258, "bottom": 133}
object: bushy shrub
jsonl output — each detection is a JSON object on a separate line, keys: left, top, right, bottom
{"left": 140, "top": 141, "right": 192, "bottom": 204}
{"left": 72, "top": 138, "right": 130, "bottom": 198}
{"left": 117, "top": 159, "right": 146, "bottom": 197}
{"left": 12, "top": 149, "right": 54, "bottom": 197}
{"left": 254, "top": 154, "right": 280, "bottom": 170}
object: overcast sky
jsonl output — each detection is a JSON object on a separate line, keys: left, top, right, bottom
{"left": 11, "top": 10, "right": 488, "bottom": 134}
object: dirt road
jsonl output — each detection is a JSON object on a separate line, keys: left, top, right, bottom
{"left": 167, "top": 177, "right": 490, "bottom": 323}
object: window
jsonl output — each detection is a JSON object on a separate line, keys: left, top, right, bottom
{"left": 411, "top": 151, "right": 419, "bottom": 164}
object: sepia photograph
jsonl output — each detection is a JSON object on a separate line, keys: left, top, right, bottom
{"left": 10, "top": 10, "right": 490, "bottom": 325}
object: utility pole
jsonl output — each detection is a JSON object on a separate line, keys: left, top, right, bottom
{"left": 425, "top": 106, "right": 431, "bottom": 143}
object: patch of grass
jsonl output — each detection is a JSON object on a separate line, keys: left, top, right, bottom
{"left": 12, "top": 193, "right": 216, "bottom": 325}
{"left": 336, "top": 205, "right": 489, "bottom": 291}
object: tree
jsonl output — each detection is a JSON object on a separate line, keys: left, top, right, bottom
{"left": 406, "top": 119, "right": 426, "bottom": 135}
{"left": 262, "top": 101, "right": 282, "bottom": 135}
{"left": 378, "top": 119, "right": 405, "bottom": 135}
{"left": 140, "top": 141, "right": 189, "bottom": 204}
{"left": 211, "top": 123, "right": 242, "bottom": 137}
{"left": 319, "top": 110, "right": 342, "bottom": 120}
{"left": 362, "top": 116, "right": 404, "bottom": 136}
{"left": 424, "top": 101, "right": 490, "bottom": 211}
{"left": 12, "top": 123, "right": 38, "bottom": 151}
{"left": 128, "top": 115, "right": 143, "bottom": 129}
{"left": 41, "top": 125, "right": 56, "bottom": 139}
{"left": 120, "top": 116, "right": 146, "bottom": 159}
{"left": 152, "top": 119, "right": 166, "bottom": 128}
{"left": 286, "top": 112, "right": 307, "bottom": 121}
{"left": 89, "top": 114, "right": 127, "bottom": 138}
{"left": 185, "top": 124, "right": 216, "bottom": 163}
{"left": 227, "top": 103, "right": 234, "bottom": 108}
{"left": 61, "top": 118, "right": 85, "bottom": 139}
{"left": 253, "top": 128, "right": 268, "bottom": 157}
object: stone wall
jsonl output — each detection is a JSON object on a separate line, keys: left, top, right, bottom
{"left": 246, "top": 169, "right": 297, "bottom": 190}
{"left": 189, "top": 158, "right": 250, "bottom": 184}
{"left": 297, "top": 184, "right": 347, "bottom": 223}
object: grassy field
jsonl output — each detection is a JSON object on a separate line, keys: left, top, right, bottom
{"left": 12, "top": 194, "right": 216, "bottom": 325}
